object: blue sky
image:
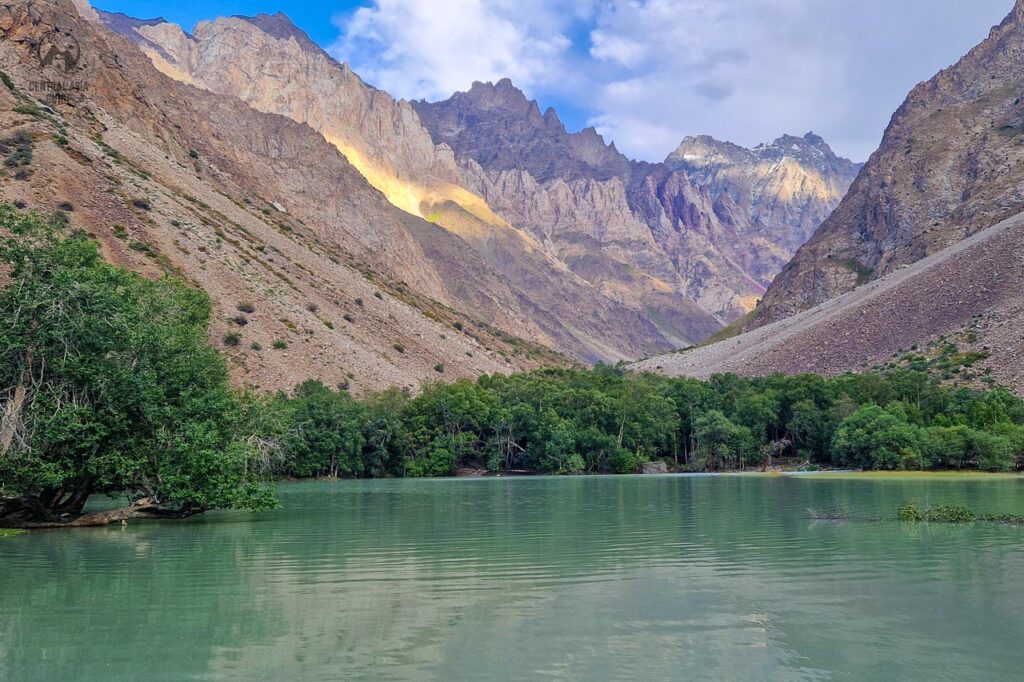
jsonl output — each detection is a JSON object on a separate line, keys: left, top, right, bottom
{"left": 95, "top": 0, "right": 1012, "bottom": 163}
{"left": 95, "top": 1, "right": 361, "bottom": 46}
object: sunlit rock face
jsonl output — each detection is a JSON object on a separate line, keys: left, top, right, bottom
{"left": 98, "top": 9, "right": 714, "bottom": 360}
{"left": 122, "top": 14, "right": 477, "bottom": 223}
{"left": 666, "top": 133, "right": 862, "bottom": 283}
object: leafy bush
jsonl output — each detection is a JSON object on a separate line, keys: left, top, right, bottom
{"left": 223, "top": 332, "right": 242, "bottom": 346}
{"left": 237, "top": 302, "right": 256, "bottom": 314}
{"left": 1, "top": 131, "right": 33, "bottom": 169}
{"left": 0, "top": 70, "right": 16, "bottom": 92}
{"left": 128, "top": 241, "right": 155, "bottom": 256}
{"left": 898, "top": 503, "right": 976, "bottom": 523}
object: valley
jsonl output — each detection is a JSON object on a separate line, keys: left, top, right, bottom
{"left": 3, "top": 0, "right": 1024, "bottom": 679}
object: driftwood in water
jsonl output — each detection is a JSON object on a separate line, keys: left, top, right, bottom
{"left": 1, "top": 495, "right": 206, "bottom": 528}
{"left": 807, "top": 507, "right": 851, "bottom": 521}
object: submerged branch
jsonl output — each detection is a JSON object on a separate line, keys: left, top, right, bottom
{"left": 0, "top": 496, "right": 208, "bottom": 528}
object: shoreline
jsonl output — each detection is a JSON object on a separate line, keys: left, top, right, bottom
{"left": 277, "top": 469, "right": 1024, "bottom": 484}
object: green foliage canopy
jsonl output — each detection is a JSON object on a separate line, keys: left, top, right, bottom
{"left": 0, "top": 207, "right": 273, "bottom": 525}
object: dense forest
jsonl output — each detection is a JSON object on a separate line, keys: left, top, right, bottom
{"left": 265, "top": 367, "right": 1024, "bottom": 478}
{"left": 1, "top": 207, "right": 1023, "bottom": 527}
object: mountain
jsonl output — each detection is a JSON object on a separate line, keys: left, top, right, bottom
{"left": 97, "top": 10, "right": 720, "bottom": 359}
{"left": 634, "top": 0, "right": 1024, "bottom": 394}
{"left": 1, "top": 0, "right": 571, "bottom": 393}
{"left": 414, "top": 81, "right": 860, "bottom": 320}
{"left": 8, "top": 0, "right": 860, "bottom": 390}
{"left": 750, "top": 0, "right": 1024, "bottom": 327}
{"left": 665, "top": 132, "right": 861, "bottom": 280}
{"left": 106, "top": 9, "right": 858, "bottom": 341}
{"left": 413, "top": 79, "right": 632, "bottom": 183}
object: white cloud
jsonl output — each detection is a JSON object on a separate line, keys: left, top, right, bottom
{"left": 331, "top": 0, "right": 580, "bottom": 101}
{"left": 582, "top": 0, "right": 1009, "bottom": 161}
{"left": 332, "top": 0, "right": 1012, "bottom": 162}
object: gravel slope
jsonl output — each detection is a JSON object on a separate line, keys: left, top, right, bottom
{"left": 631, "top": 210, "right": 1024, "bottom": 394}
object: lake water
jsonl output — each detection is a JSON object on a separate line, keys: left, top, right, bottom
{"left": 2, "top": 475, "right": 1024, "bottom": 681}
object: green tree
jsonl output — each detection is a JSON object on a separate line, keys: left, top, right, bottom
{"left": 282, "top": 381, "right": 367, "bottom": 478}
{"left": 692, "top": 410, "right": 754, "bottom": 470}
{"left": 0, "top": 207, "right": 273, "bottom": 527}
{"left": 832, "top": 405, "right": 924, "bottom": 470}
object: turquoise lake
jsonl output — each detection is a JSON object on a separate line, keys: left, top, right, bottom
{"left": 2, "top": 474, "right": 1023, "bottom": 680}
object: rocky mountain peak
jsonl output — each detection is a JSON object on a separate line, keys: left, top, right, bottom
{"left": 95, "top": 11, "right": 168, "bottom": 33}
{"left": 414, "top": 79, "right": 631, "bottom": 182}
{"left": 663, "top": 131, "right": 861, "bottom": 265}
{"left": 666, "top": 135, "right": 754, "bottom": 169}
{"left": 233, "top": 12, "right": 323, "bottom": 56}
{"left": 461, "top": 79, "right": 533, "bottom": 112}
{"left": 751, "top": 132, "right": 851, "bottom": 175}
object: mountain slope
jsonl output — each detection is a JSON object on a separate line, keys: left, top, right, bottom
{"left": 750, "top": 0, "right": 1024, "bottom": 326}
{"left": 0, "top": 0, "right": 573, "bottom": 392}
{"left": 632, "top": 209, "right": 1024, "bottom": 394}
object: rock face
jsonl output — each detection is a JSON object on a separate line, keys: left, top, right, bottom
{"left": 414, "top": 81, "right": 859, "bottom": 321}
{"left": 751, "top": 0, "right": 1024, "bottom": 326}
{"left": 665, "top": 133, "right": 861, "bottom": 283}
{"left": 414, "top": 79, "right": 631, "bottom": 183}
{"left": 639, "top": 461, "right": 669, "bottom": 474}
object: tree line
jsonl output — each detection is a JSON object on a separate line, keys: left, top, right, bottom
{"left": 261, "top": 365, "right": 1024, "bottom": 479}
{"left": 1, "top": 206, "right": 1022, "bottom": 527}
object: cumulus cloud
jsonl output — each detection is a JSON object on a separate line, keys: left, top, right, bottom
{"left": 331, "top": 0, "right": 586, "bottom": 101}
{"left": 333, "top": 0, "right": 1011, "bottom": 161}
